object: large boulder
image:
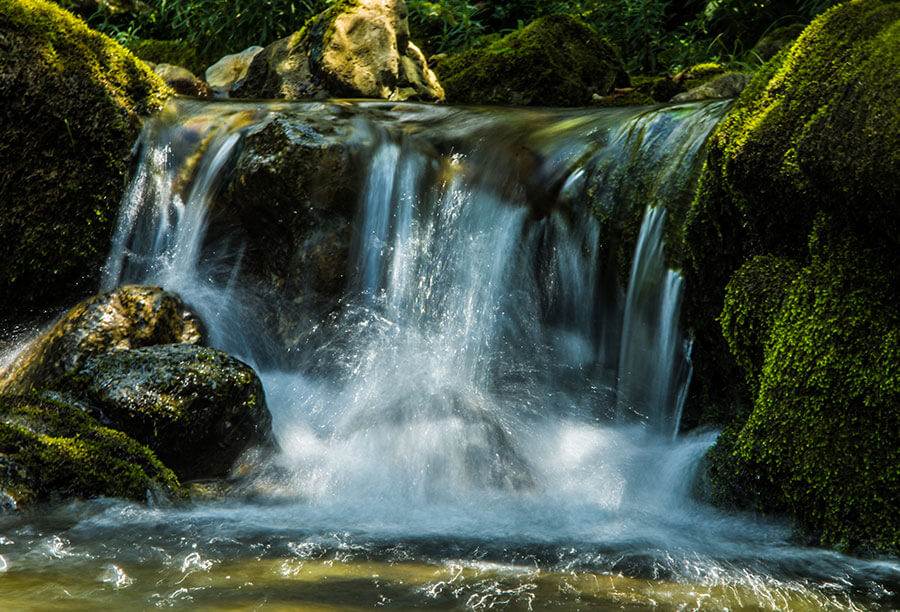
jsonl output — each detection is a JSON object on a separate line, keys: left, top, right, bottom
{"left": 210, "top": 111, "right": 362, "bottom": 348}
{"left": 0, "top": 285, "right": 203, "bottom": 395}
{"left": 0, "top": 0, "right": 172, "bottom": 323}
{"left": 0, "top": 285, "right": 272, "bottom": 506}
{"left": 683, "top": 0, "right": 900, "bottom": 553}
{"left": 705, "top": 227, "right": 900, "bottom": 554}
{"left": 75, "top": 344, "right": 270, "bottom": 481}
{"left": 682, "top": 0, "right": 900, "bottom": 429}
{"left": 433, "top": 14, "right": 629, "bottom": 106}
{"left": 233, "top": 0, "right": 443, "bottom": 102}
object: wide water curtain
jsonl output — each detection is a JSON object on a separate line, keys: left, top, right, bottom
{"left": 105, "top": 99, "right": 728, "bottom": 503}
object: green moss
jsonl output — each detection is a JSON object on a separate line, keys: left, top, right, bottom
{"left": 0, "top": 0, "right": 172, "bottom": 323}
{"left": 718, "top": 255, "right": 800, "bottom": 394}
{"left": 434, "top": 14, "right": 629, "bottom": 106}
{"left": 706, "top": 225, "right": 900, "bottom": 554}
{"left": 0, "top": 393, "right": 184, "bottom": 506}
{"left": 127, "top": 39, "right": 206, "bottom": 76}
{"left": 681, "top": 0, "right": 900, "bottom": 428}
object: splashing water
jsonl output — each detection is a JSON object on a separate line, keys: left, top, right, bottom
{"left": 2, "top": 99, "right": 898, "bottom": 610}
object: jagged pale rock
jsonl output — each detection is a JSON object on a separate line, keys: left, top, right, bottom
{"left": 234, "top": 0, "right": 443, "bottom": 102}
{"left": 205, "top": 45, "right": 265, "bottom": 95}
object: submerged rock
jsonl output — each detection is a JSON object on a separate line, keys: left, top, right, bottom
{"left": 0, "top": 0, "right": 171, "bottom": 323}
{"left": 434, "top": 14, "right": 629, "bottom": 106}
{"left": 234, "top": 0, "right": 443, "bottom": 102}
{"left": 683, "top": 0, "right": 900, "bottom": 553}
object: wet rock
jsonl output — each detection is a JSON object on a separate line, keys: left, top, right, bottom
{"left": 154, "top": 63, "right": 213, "bottom": 97}
{"left": 233, "top": 0, "right": 443, "bottom": 102}
{"left": 205, "top": 45, "right": 264, "bottom": 95}
{"left": 213, "top": 113, "right": 361, "bottom": 348}
{"left": 670, "top": 72, "right": 753, "bottom": 102}
{"left": 0, "top": 285, "right": 203, "bottom": 395}
{"left": 434, "top": 14, "right": 628, "bottom": 106}
{"left": 76, "top": 344, "right": 271, "bottom": 481}
{"left": 0, "top": 393, "right": 185, "bottom": 507}
{"left": 0, "top": 0, "right": 171, "bottom": 323}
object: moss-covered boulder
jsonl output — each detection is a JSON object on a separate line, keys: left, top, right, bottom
{"left": 234, "top": 0, "right": 443, "bottom": 102}
{"left": 74, "top": 344, "right": 271, "bottom": 481}
{"left": 0, "top": 393, "right": 184, "bottom": 508}
{"left": 684, "top": 0, "right": 900, "bottom": 553}
{"left": 0, "top": 0, "right": 171, "bottom": 323}
{"left": 434, "top": 14, "right": 629, "bottom": 106}
{"left": 0, "top": 284, "right": 272, "bottom": 505}
{"left": 706, "top": 228, "right": 900, "bottom": 554}
{"left": 0, "top": 285, "right": 203, "bottom": 395}
{"left": 682, "top": 0, "right": 900, "bottom": 428}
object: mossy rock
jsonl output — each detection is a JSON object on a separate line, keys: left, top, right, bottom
{"left": 0, "top": 0, "right": 172, "bottom": 324}
{"left": 434, "top": 14, "right": 629, "bottom": 106}
{"left": 718, "top": 254, "right": 800, "bottom": 395}
{"left": 681, "top": 0, "right": 900, "bottom": 427}
{"left": 0, "top": 285, "right": 203, "bottom": 395}
{"left": 127, "top": 39, "right": 206, "bottom": 76}
{"left": 0, "top": 393, "right": 184, "bottom": 507}
{"left": 74, "top": 344, "right": 271, "bottom": 481}
{"left": 705, "top": 228, "right": 900, "bottom": 554}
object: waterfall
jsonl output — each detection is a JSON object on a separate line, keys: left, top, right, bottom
{"left": 104, "top": 98, "right": 730, "bottom": 505}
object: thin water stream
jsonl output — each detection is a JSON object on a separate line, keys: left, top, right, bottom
{"left": 1, "top": 99, "right": 898, "bottom": 610}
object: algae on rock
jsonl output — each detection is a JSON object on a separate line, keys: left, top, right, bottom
{"left": 434, "top": 14, "right": 629, "bottom": 106}
{"left": 0, "top": 0, "right": 172, "bottom": 323}
{"left": 0, "top": 286, "right": 272, "bottom": 508}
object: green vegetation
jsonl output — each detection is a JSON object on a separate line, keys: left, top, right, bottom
{"left": 0, "top": 393, "right": 184, "bottom": 506}
{"left": 0, "top": 0, "right": 171, "bottom": 323}
{"left": 685, "top": 0, "right": 900, "bottom": 553}
{"left": 434, "top": 14, "right": 628, "bottom": 105}
{"left": 52, "top": 0, "right": 840, "bottom": 76}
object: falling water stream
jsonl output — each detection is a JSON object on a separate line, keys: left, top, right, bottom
{"left": 1, "top": 99, "right": 898, "bottom": 610}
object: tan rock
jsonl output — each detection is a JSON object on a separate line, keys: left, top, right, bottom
{"left": 205, "top": 46, "right": 265, "bottom": 95}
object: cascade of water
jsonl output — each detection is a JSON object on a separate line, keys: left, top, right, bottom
{"left": 617, "top": 205, "right": 690, "bottom": 438}
{"left": 103, "top": 98, "right": 729, "bottom": 506}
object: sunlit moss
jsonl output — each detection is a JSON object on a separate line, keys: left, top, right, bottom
{"left": 0, "top": 393, "right": 184, "bottom": 506}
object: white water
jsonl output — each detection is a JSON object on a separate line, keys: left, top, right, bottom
{"left": 3, "top": 99, "right": 897, "bottom": 610}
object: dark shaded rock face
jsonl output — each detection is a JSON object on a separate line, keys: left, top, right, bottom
{"left": 76, "top": 344, "right": 271, "bottom": 481}
{"left": 211, "top": 112, "right": 363, "bottom": 349}
{"left": 0, "top": 285, "right": 272, "bottom": 507}
{"left": 0, "top": 0, "right": 171, "bottom": 323}
{"left": 683, "top": 0, "right": 900, "bottom": 554}
{"left": 434, "top": 14, "right": 629, "bottom": 106}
